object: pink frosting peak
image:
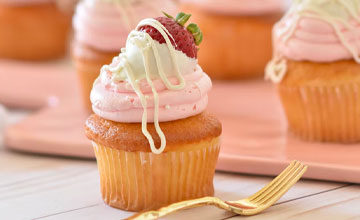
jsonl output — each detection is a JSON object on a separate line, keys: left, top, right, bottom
{"left": 91, "top": 66, "right": 211, "bottom": 123}
{"left": 181, "top": 0, "right": 286, "bottom": 15}
{"left": 73, "top": 0, "right": 177, "bottom": 52}
{"left": 274, "top": 16, "right": 360, "bottom": 62}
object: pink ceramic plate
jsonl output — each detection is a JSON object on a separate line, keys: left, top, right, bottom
{"left": 5, "top": 97, "right": 94, "bottom": 158}
{"left": 4, "top": 78, "right": 360, "bottom": 183}
{"left": 209, "top": 81, "right": 360, "bottom": 183}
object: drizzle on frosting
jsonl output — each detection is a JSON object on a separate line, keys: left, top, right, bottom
{"left": 91, "top": 65, "right": 210, "bottom": 123}
{"left": 266, "top": 0, "right": 360, "bottom": 83}
{"left": 96, "top": 18, "right": 199, "bottom": 154}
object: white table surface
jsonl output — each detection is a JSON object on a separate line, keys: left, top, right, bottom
{"left": 1, "top": 109, "right": 360, "bottom": 220}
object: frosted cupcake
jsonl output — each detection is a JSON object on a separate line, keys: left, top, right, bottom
{"left": 72, "top": 0, "right": 177, "bottom": 110}
{"left": 180, "top": 0, "right": 286, "bottom": 79}
{"left": 85, "top": 12, "right": 222, "bottom": 211}
{"left": 0, "top": 0, "right": 76, "bottom": 60}
{"left": 266, "top": 0, "right": 360, "bottom": 143}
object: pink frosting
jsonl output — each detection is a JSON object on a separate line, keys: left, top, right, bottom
{"left": 73, "top": 0, "right": 177, "bottom": 52}
{"left": 273, "top": 16, "right": 360, "bottom": 62}
{"left": 181, "top": 0, "right": 286, "bottom": 15}
{"left": 91, "top": 66, "right": 211, "bottom": 123}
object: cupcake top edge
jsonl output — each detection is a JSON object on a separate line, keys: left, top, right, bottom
{"left": 85, "top": 113, "right": 222, "bottom": 152}
{"left": 180, "top": 0, "right": 287, "bottom": 15}
{"left": 72, "top": 0, "right": 177, "bottom": 52}
{"left": 90, "top": 12, "right": 212, "bottom": 154}
{"left": 266, "top": 0, "right": 360, "bottom": 83}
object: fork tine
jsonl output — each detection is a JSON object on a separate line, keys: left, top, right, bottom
{"left": 251, "top": 162, "right": 305, "bottom": 204}
{"left": 252, "top": 162, "right": 303, "bottom": 204}
{"left": 248, "top": 161, "right": 300, "bottom": 201}
{"left": 259, "top": 164, "right": 308, "bottom": 206}
{"left": 253, "top": 164, "right": 304, "bottom": 205}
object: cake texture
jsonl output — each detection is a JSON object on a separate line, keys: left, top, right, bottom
{"left": 85, "top": 11, "right": 222, "bottom": 211}
{"left": 266, "top": 0, "right": 360, "bottom": 143}
{"left": 86, "top": 113, "right": 221, "bottom": 152}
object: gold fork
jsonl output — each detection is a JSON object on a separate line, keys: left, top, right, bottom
{"left": 126, "top": 160, "right": 308, "bottom": 220}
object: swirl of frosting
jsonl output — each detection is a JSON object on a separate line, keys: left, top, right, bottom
{"left": 266, "top": 0, "right": 360, "bottom": 83}
{"left": 92, "top": 65, "right": 211, "bottom": 123}
{"left": 181, "top": 0, "right": 286, "bottom": 15}
{"left": 90, "top": 18, "right": 211, "bottom": 154}
{"left": 73, "top": 0, "right": 177, "bottom": 52}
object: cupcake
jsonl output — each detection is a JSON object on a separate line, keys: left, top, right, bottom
{"left": 72, "top": 0, "right": 177, "bottom": 111}
{"left": 180, "top": 0, "right": 286, "bottom": 79}
{"left": 0, "top": 0, "right": 75, "bottom": 60}
{"left": 85, "top": 12, "right": 222, "bottom": 211}
{"left": 266, "top": 0, "right": 360, "bottom": 143}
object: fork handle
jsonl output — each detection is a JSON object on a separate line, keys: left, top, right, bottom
{"left": 126, "top": 196, "right": 228, "bottom": 220}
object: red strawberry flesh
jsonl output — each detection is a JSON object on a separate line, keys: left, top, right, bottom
{"left": 138, "top": 17, "right": 198, "bottom": 59}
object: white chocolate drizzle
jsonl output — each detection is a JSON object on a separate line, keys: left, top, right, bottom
{"left": 100, "top": 18, "right": 186, "bottom": 154}
{"left": 266, "top": 0, "right": 360, "bottom": 83}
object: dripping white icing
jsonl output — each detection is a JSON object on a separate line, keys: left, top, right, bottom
{"left": 266, "top": 0, "right": 360, "bottom": 83}
{"left": 100, "top": 18, "right": 186, "bottom": 154}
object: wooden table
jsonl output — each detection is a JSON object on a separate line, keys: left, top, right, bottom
{"left": 1, "top": 109, "right": 360, "bottom": 220}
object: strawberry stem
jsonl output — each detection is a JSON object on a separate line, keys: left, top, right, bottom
{"left": 176, "top": 12, "right": 191, "bottom": 26}
{"left": 162, "top": 11, "right": 174, "bottom": 19}
{"left": 162, "top": 11, "right": 203, "bottom": 46}
{"left": 187, "top": 23, "right": 203, "bottom": 45}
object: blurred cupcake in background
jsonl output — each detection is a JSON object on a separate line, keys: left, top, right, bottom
{"left": 180, "top": 0, "right": 286, "bottom": 79}
{"left": 0, "top": 0, "right": 76, "bottom": 60}
{"left": 72, "top": 0, "right": 178, "bottom": 111}
{"left": 266, "top": 0, "right": 360, "bottom": 143}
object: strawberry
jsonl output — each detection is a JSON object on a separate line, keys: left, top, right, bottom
{"left": 138, "top": 12, "right": 203, "bottom": 59}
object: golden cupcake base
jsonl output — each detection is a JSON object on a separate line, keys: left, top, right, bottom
{"left": 93, "top": 138, "right": 220, "bottom": 211}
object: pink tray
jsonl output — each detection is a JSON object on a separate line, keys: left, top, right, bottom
{"left": 3, "top": 60, "right": 360, "bottom": 183}
{"left": 209, "top": 81, "right": 360, "bottom": 183}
